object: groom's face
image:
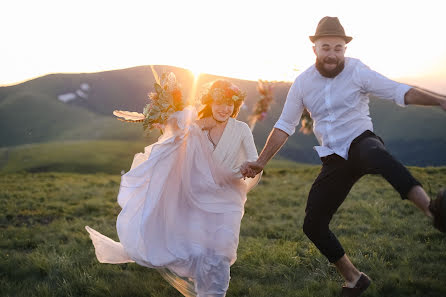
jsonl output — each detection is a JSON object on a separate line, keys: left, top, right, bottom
{"left": 313, "top": 37, "right": 346, "bottom": 75}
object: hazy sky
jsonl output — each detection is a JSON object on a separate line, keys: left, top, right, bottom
{"left": 3, "top": 0, "right": 446, "bottom": 92}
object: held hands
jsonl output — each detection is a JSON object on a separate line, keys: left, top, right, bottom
{"left": 240, "top": 161, "right": 264, "bottom": 178}
{"left": 196, "top": 117, "right": 217, "bottom": 130}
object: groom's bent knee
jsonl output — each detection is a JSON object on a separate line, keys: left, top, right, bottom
{"left": 303, "top": 214, "right": 326, "bottom": 241}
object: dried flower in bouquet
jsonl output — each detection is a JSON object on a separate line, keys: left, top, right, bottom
{"left": 299, "top": 108, "right": 313, "bottom": 134}
{"left": 249, "top": 80, "right": 274, "bottom": 131}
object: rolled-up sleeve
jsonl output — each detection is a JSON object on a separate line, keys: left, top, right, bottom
{"left": 242, "top": 124, "right": 259, "bottom": 162}
{"left": 232, "top": 123, "right": 259, "bottom": 179}
{"left": 273, "top": 78, "right": 305, "bottom": 136}
{"left": 240, "top": 123, "right": 262, "bottom": 190}
{"left": 356, "top": 61, "right": 412, "bottom": 107}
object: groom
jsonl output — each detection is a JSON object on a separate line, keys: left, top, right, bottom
{"left": 241, "top": 16, "right": 446, "bottom": 297}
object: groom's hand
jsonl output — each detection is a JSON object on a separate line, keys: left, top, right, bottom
{"left": 240, "top": 163, "right": 254, "bottom": 178}
{"left": 241, "top": 161, "right": 264, "bottom": 178}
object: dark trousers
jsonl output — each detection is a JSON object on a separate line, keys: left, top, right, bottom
{"left": 303, "top": 130, "right": 422, "bottom": 263}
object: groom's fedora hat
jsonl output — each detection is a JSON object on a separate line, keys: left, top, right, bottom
{"left": 309, "top": 16, "right": 352, "bottom": 44}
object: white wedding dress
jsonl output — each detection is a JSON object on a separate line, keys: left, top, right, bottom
{"left": 85, "top": 107, "right": 260, "bottom": 297}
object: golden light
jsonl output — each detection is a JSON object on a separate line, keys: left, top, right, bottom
{"left": 188, "top": 70, "right": 202, "bottom": 106}
{"left": 190, "top": 69, "right": 202, "bottom": 79}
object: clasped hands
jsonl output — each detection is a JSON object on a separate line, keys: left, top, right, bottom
{"left": 240, "top": 161, "right": 263, "bottom": 179}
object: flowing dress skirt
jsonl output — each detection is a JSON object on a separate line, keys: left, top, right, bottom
{"left": 86, "top": 109, "right": 255, "bottom": 296}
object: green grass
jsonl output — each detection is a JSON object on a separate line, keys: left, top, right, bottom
{"left": 0, "top": 140, "right": 158, "bottom": 174}
{"left": 1, "top": 164, "right": 445, "bottom": 297}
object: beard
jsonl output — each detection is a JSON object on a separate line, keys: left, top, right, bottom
{"left": 315, "top": 57, "right": 345, "bottom": 78}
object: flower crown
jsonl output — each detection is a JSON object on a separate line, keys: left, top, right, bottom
{"left": 201, "top": 80, "right": 246, "bottom": 105}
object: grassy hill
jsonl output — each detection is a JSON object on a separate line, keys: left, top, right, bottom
{"left": 1, "top": 65, "right": 445, "bottom": 166}
{"left": 1, "top": 163, "right": 445, "bottom": 297}
{"left": 0, "top": 90, "right": 147, "bottom": 147}
{"left": 0, "top": 140, "right": 155, "bottom": 174}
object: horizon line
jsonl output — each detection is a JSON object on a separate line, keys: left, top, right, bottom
{"left": 0, "top": 64, "right": 296, "bottom": 88}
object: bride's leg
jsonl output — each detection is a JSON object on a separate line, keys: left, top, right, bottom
{"left": 194, "top": 254, "right": 230, "bottom": 297}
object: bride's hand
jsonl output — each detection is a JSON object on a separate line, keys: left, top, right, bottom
{"left": 196, "top": 117, "right": 217, "bottom": 130}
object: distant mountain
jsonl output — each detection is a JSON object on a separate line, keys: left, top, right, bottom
{"left": 1, "top": 65, "right": 445, "bottom": 166}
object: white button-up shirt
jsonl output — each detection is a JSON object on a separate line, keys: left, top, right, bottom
{"left": 274, "top": 57, "right": 412, "bottom": 160}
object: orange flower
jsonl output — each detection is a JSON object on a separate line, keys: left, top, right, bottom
{"left": 172, "top": 89, "right": 182, "bottom": 105}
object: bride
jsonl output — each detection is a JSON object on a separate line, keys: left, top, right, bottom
{"left": 85, "top": 79, "right": 261, "bottom": 297}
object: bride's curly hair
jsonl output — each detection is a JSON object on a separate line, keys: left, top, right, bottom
{"left": 198, "top": 80, "right": 246, "bottom": 119}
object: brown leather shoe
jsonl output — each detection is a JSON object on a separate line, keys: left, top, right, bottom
{"left": 429, "top": 189, "right": 446, "bottom": 233}
{"left": 341, "top": 273, "right": 371, "bottom": 297}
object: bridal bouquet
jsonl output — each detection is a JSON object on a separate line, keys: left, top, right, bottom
{"left": 142, "top": 72, "right": 185, "bottom": 131}
{"left": 113, "top": 70, "right": 187, "bottom": 132}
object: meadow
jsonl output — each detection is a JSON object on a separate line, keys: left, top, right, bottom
{"left": 1, "top": 160, "right": 445, "bottom": 297}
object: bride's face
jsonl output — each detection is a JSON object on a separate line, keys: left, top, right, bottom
{"left": 211, "top": 100, "right": 234, "bottom": 122}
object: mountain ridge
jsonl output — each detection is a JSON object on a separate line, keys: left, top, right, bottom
{"left": 1, "top": 65, "right": 445, "bottom": 166}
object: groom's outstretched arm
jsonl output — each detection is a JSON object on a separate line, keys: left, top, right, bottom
{"left": 404, "top": 87, "right": 446, "bottom": 110}
{"left": 241, "top": 128, "right": 289, "bottom": 178}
